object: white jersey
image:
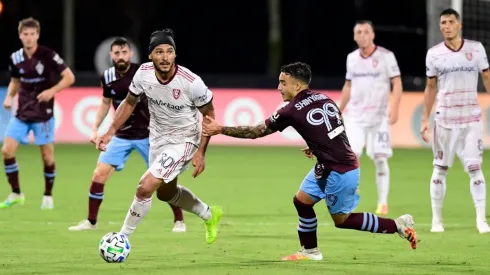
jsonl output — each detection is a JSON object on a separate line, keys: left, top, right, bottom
{"left": 345, "top": 46, "right": 400, "bottom": 126}
{"left": 426, "top": 39, "right": 489, "bottom": 128}
{"left": 129, "top": 63, "right": 213, "bottom": 148}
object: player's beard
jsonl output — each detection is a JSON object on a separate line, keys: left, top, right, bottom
{"left": 153, "top": 60, "right": 173, "bottom": 76}
{"left": 114, "top": 60, "right": 130, "bottom": 71}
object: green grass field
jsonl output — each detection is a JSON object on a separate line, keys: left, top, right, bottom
{"left": 1, "top": 145, "right": 489, "bottom": 275}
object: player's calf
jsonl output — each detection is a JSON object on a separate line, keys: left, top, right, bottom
{"left": 374, "top": 156, "right": 389, "bottom": 214}
{"left": 2, "top": 137, "right": 21, "bottom": 195}
{"left": 466, "top": 166, "right": 490, "bottom": 233}
{"left": 40, "top": 144, "right": 55, "bottom": 210}
{"left": 430, "top": 165, "right": 448, "bottom": 232}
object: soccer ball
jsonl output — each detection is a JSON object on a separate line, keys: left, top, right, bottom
{"left": 98, "top": 232, "right": 131, "bottom": 263}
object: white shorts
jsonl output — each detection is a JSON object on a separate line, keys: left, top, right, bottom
{"left": 149, "top": 142, "right": 198, "bottom": 183}
{"left": 432, "top": 122, "right": 483, "bottom": 171}
{"left": 345, "top": 119, "right": 393, "bottom": 159}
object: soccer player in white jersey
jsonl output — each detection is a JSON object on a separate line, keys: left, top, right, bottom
{"left": 339, "top": 20, "right": 403, "bottom": 215}
{"left": 422, "top": 8, "right": 490, "bottom": 234}
{"left": 96, "top": 29, "right": 223, "bottom": 244}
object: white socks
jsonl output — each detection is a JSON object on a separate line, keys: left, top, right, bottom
{"left": 430, "top": 167, "right": 447, "bottom": 225}
{"left": 374, "top": 158, "right": 389, "bottom": 205}
{"left": 120, "top": 196, "right": 152, "bottom": 237}
{"left": 469, "top": 169, "right": 487, "bottom": 223}
{"left": 168, "top": 185, "right": 211, "bottom": 221}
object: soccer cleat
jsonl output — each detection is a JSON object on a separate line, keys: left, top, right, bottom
{"left": 375, "top": 203, "right": 388, "bottom": 215}
{"left": 394, "top": 214, "right": 418, "bottom": 249}
{"left": 41, "top": 195, "right": 54, "bottom": 210}
{"left": 0, "top": 193, "right": 25, "bottom": 209}
{"left": 281, "top": 248, "right": 323, "bottom": 261}
{"left": 430, "top": 223, "right": 444, "bottom": 233}
{"left": 68, "top": 220, "right": 97, "bottom": 231}
{"left": 477, "top": 221, "right": 490, "bottom": 234}
{"left": 172, "top": 220, "right": 187, "bottom": 233}
{"left": 204, "top": 206, "right": 223, "bottom": 244}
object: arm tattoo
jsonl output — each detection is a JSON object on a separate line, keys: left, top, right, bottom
{"left": 222, "top": 122, "right": 276, "bottom": 139}
{"left": 126, "top": 92, "right": 139, "bottom": 106}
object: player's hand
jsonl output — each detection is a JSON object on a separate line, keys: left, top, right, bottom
{"left": 202, "top": 115, "right": 222, "bottom": 136}
{"left": 89, "top": 130, "right": 98, "bottom": 144}
{"left": 420, "top": 119, "right": 430, "bottom": 143}
{"left": 37, "top": 89, "right": 56, "bottom": 102}
{"left": 191, "top": 151, "right": 205, "bottom": 178}
{"left": 301, "top": 147, "right": 314, "bottom": 159}
{"left": 95, "top": 128, "right": 115, "bottom": 151}
{"left": 389, "top": 110, "right": 399, "bottom": 125}
{"left": 3, "top": 96, "right": 12, "bottom": 110}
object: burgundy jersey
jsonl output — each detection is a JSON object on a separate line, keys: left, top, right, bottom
{"left": 101, "top": 63, "right": 150, "bottom": 140}
{"left": 265, "top": 90, "right": 359, "bottom": 176}
{"left": 8, "top": 45, "right": 67, "bottom": 122}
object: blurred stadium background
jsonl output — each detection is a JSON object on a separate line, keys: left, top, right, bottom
{"left": 1, "top": 1, "right": 490, "bottom": 274}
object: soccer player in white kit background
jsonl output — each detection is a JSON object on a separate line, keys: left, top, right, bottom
{"left": 339, "top": 20, "right": 403, "bottom": 215}
{"left": 96, "top": 29, "right": 223, "bottom": 244}
{"left": 421, "top": 8, "right": 490, "bottom": 234}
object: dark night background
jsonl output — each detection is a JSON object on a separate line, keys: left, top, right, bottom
{"left": 0, "top": 0, "right": 486, "bottom": 90}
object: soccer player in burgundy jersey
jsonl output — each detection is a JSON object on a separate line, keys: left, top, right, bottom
{"left": 1, "top": 17, "right": 75, "bottom": 210}
{"left": 203, "top": 62, "right": 418, "bottom": 260}
{"left": 68, "top": 38, "right": 185, "bottom": 233}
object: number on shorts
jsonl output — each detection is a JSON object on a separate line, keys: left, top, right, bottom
{"left": 478, "top": 139, "right": 483, "bottom": 151}
{"left": 377, "top": 131, "right": 389, "bottom": 143}
{"left": 327, "top": 194, "right": 338, "bottom": 206}
{"left": 159, "top": 153, "right": 175, "bottom": 169}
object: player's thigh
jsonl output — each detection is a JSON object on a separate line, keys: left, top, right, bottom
{"left": 345, "top": 119, "right": 365, "bottom": 156}
{"left": 324, "top": 168, "right": 361, "bottom": 215}
{"left": 298, "top": 166, "right": 326, "bottom": 203}
{"left": 432, "top": 123, "right": 459, "bottom": 168}
{"left": 366, "top": 120, "right": 393, "bottom": 160}
{"left": 149, "top": 142, "right": 197, "bottom": 184}
{"left": 132, "top": 138, "right": 150, "bottom": 168}
{"left": 4, "top": 117, "right": 30, "bottom": 145}
{"left": 31, "top": 117, "right": 55, "bottom": 145}
{"left": 98, "top": 137, "right": 133, "bottom": 171}
{"left": 458, "top": 122, "right": 484, "bottom": 172}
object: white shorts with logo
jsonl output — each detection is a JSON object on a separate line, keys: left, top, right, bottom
{"left": 149, "top": 142, "right": 198, "bottom": 183}
{"left": 345, "top": 118, "right": 393, "bottom": 159}
{"left": 432, "top": 122, "right": 483, "bottom": 171}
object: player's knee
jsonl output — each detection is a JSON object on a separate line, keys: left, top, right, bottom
{"left": 136, "top": 172, "right": 166, "bottom": 199}
{"left": 433, "top": 165, "right": 448, "bottom": 177}
{"left": 331, "top": 214, "right": 349, "bottom": 228}
{"left": 374, "top": 157, "right": 388, "bottom": 171}
{"left": 40, "top": 146, "right": 54, "bottom": 165}
{"left": 1, "top": 139, "right": 17, "bottom": 159}
{"left": 92, "top": 164, "right": 114, "bottom": 183}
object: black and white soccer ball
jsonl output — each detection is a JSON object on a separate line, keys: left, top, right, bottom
{"left": 99, "top": 232, "right": 131, "bottom": 263}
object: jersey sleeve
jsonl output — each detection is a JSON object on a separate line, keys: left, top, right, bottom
{"left": 191, "top": 77, "right": 213, "bottom": 107}
{"left": 385, "top": 51, "right": 401, "bottom": 78}
{"left": 49, "top": 50, "right": 68, "bottom": 74}
{"left": 129, "top": 68, "right": 144, "bottom": 97}
{"left": 345, "top": 55, "right": 353, "bottom": 81}
{"left": 8, "top": 57, "right": 20, "bottom": 79}
{"left": 100, "top": 75, "right": 112, "bottom": 98}
{"left": 264, "top": 106, "right": 291, "bottom": 132}
{"left": 425, "top": 50, "right": 437, "bottom": 78}
{"left": 477, "top": 42, "right": 489, "bottom": 72}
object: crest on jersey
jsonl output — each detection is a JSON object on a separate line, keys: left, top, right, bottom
{"left": 466, "top": 52, "right": 473, "bottom": 61}
{"left": 372, "top": 59, "right": 378, "bottom": 68}
{"left": 172, "top": 89, "right": 181, "bottom": 99}
{"left": 35, "top": 61, "right": 44, "bottom": 75}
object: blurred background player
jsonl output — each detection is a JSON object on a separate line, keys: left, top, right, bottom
{"left": 421, "top": 8, "right": 490, "bottom": 234}
{"left": 68, "top": 37, "right": 185, "bottom": 232}
{"left": 96, "top": 29, "right": 222, "bottom": 243}
{"left": 338, "top": 20, "right": 403, "bottom": 215}
{"left": 203, "top": 62, "right": 417, "bottom": 261}
{"left": 1, "top": 17, "right": 75, "bottom": 210}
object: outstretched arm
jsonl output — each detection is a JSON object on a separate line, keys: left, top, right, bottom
{"left": 221, "top": 122, "right": 276, "bottom": 139}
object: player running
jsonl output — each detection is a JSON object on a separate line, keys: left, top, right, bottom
{"left": 1, "top": 17, "right": 75, "bottom": 210}
{"left": 338, "top": 20, "right": 403, "bottom": 215}
{"left": 421, "top": 8, "right": 490, "bottom": 234}
{"left": 68, "top": 37, "right": 186, "bottom": 233}
{"left": 203, "top": 62, "right": 417, "bottom": 261}
{"left": 96, "top": 29, "right": 222, "bottom": 244}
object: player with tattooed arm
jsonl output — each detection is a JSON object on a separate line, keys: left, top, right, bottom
{"left": 203, "top": 62, "right": 417, "bottom": 261}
